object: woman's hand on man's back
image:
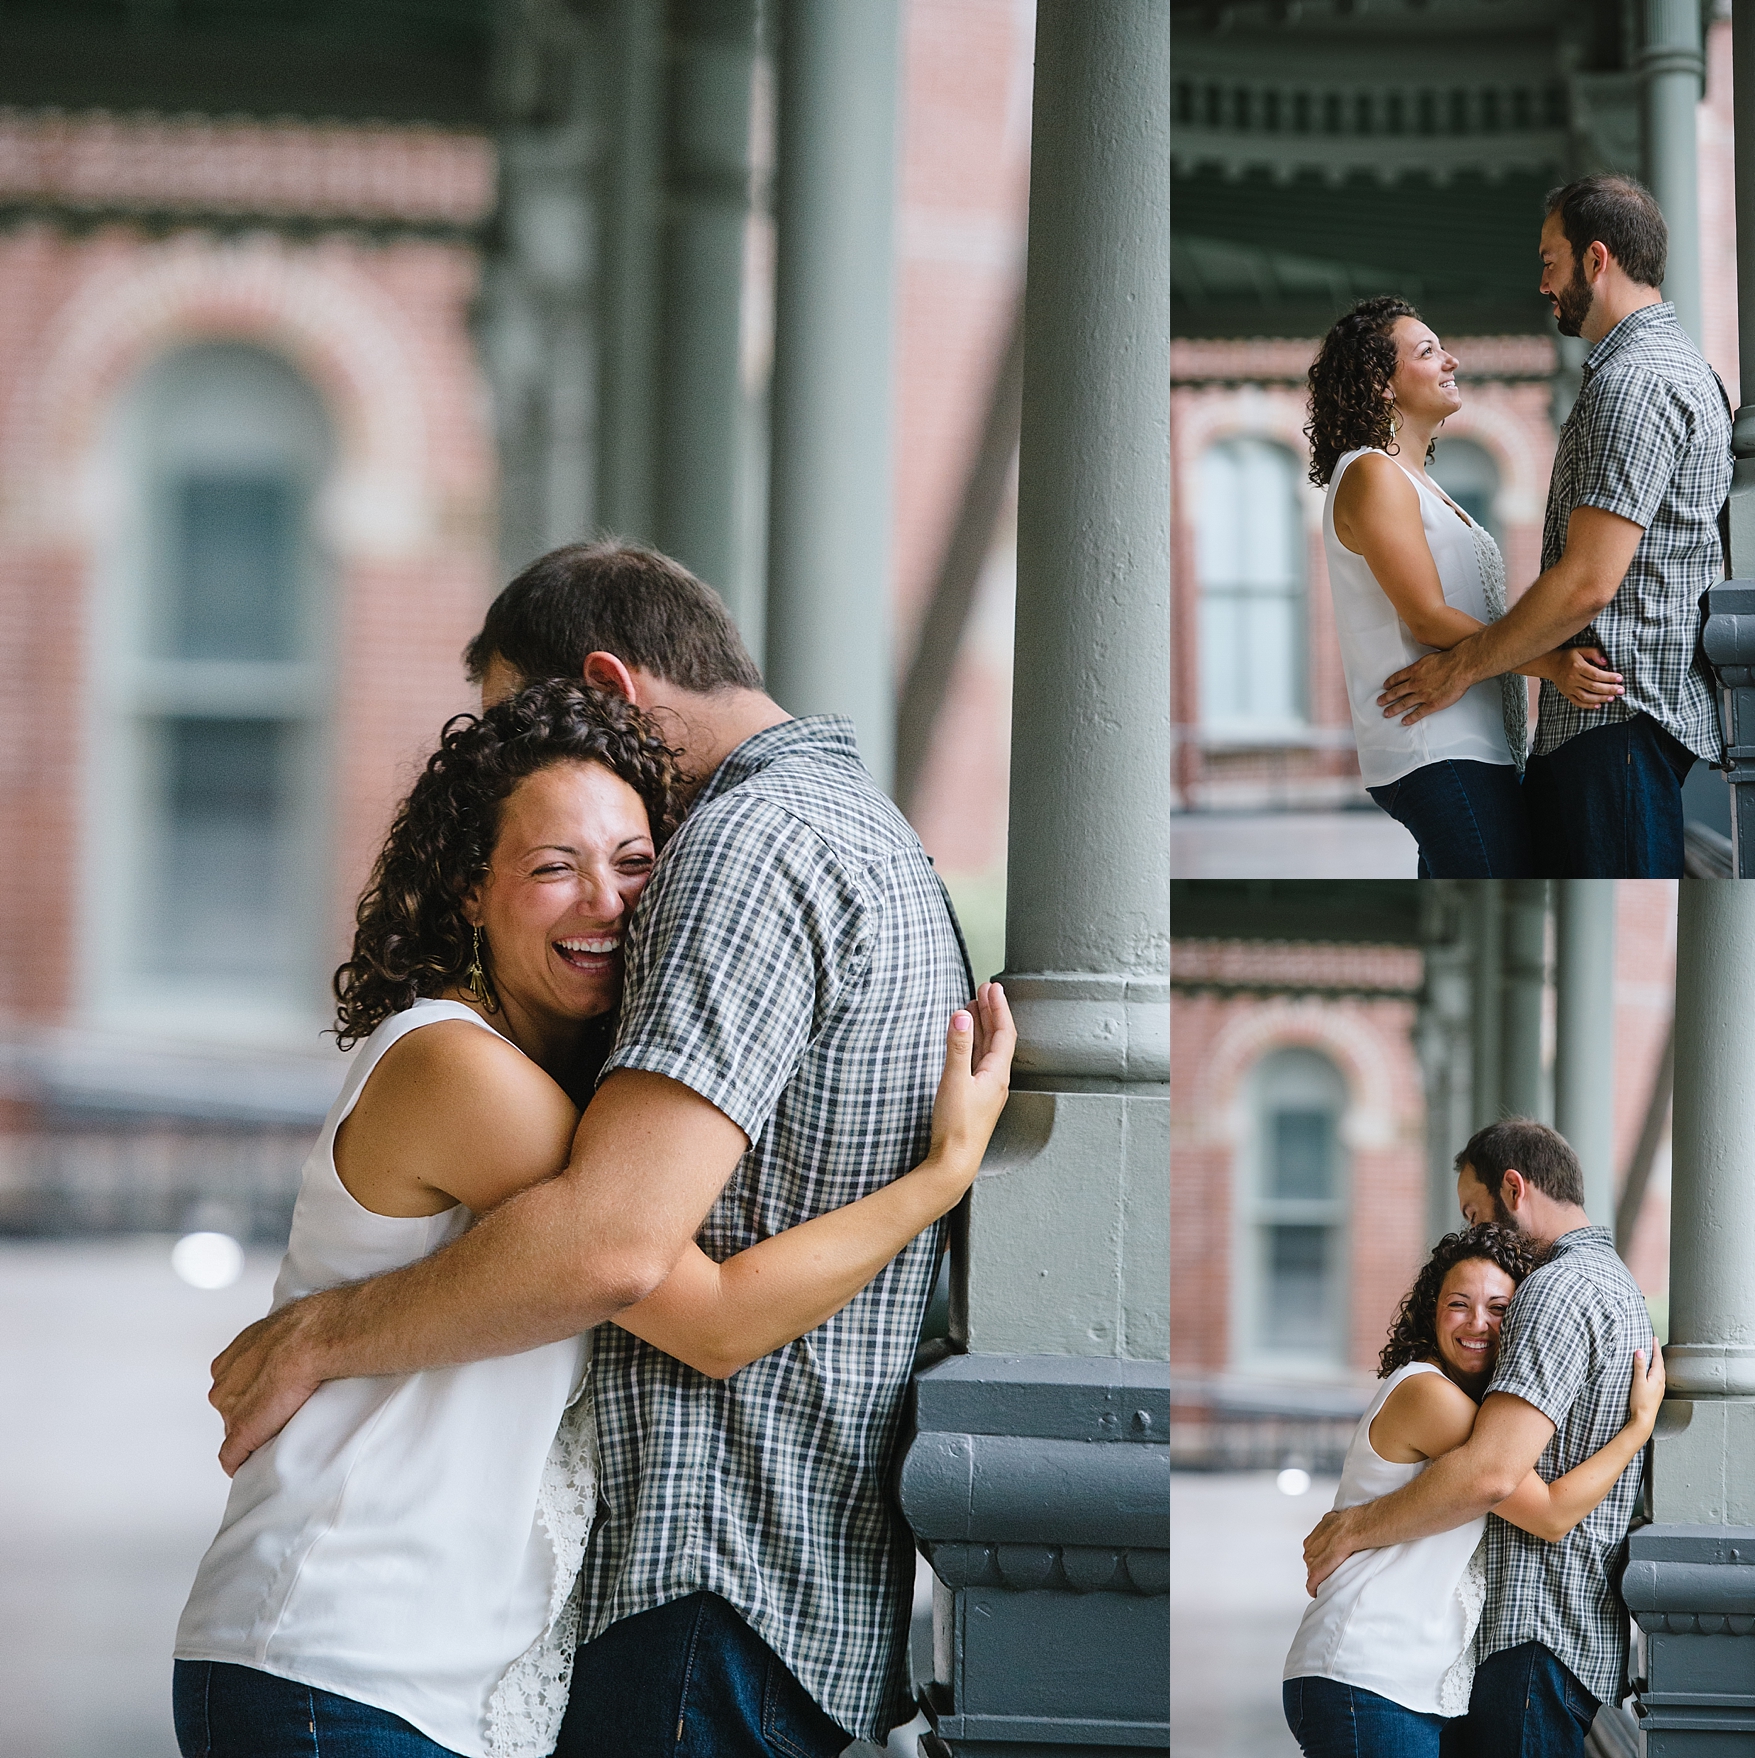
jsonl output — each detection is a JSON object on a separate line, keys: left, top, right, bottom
{"left": 924, "top": 982, "right": 1016, "bottom": 1189}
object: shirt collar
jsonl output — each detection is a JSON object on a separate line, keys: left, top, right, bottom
{"left": 1545, "top": 1222, "right": 1615, "bottom": 1260}
{"left": 1582, "top": 300, "right": 1675, "bottom": 382}
{"left": 690, "top": 714, "right": 863, "bottom": 812}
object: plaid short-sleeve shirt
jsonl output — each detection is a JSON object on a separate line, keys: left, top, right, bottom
{"left": 578, "top": 715, "right": 972, "bottom": 1742}
{"left": 1480, "top": 1226, "right": 1654, "bottom": 1705}
{"left": 1534, "top": 302, "right": 1731, "bottom": 761}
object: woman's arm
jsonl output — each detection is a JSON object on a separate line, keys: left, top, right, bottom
{"left": 341, "top": 988, "right": 1015, "bottom": 1381}
{"left": 1333, "top": 458, "right": 1625, "bottom": 708}
{"left": 1492, "top": 1348, "right": 1664, "bottom": 1543}
{"left": 613, "top": 983, "right": 1015, "bottom": 1377}
{"left": 1332, "top": 454, "right": 1485, "bottom": 650}
{"left": 1367, "top": 1369, "right": 1480, "bottom": 1464}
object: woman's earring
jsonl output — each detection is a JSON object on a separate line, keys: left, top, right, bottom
{"left": 465, "top": 923, "right": 496, "bottom": 1011}
{"left": 1388, "top": 406, "right": 1402, "bottom": 440}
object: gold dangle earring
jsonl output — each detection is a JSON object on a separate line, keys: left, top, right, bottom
{"left": 465, "top": 923, "right": 497, "bottom": 1011}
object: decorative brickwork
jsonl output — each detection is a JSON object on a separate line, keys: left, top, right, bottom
{"left": 0, "top": 215, "right": 493, "bottom": 1025}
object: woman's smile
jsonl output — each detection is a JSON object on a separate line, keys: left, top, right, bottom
{"left": 553, "top": 932, "right": 623, "bottom": 974}
{"left": 1433, "top": 1256, "right": 1515, "bottom": 1388}
{"left": 463, "top": 758, "right": 657, "bottom": 1069}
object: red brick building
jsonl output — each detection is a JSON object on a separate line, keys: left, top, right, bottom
{"left": 0, "top": 0, "right": 1030, "bottom": 1227}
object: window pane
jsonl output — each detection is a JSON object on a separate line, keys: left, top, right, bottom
{"left": 1197, "top": 439, "right": 1305, "bottom": 728}
{"left": 143, "top": 718, "right": 299, "bottom": 984}
{"left": 1271, "top": 1108, "right": 1334, "bottom": 1199}
{"left": 1262, "top": 1224, "right": 1332, "bottom": 1347}
{"left": 166, "top": 475, "right": 298, "bottom": 662}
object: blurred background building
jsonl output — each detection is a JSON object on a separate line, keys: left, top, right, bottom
{"left": 1170, "top": 0, "right": 1742, "bottom": 877}
{"left": 0, "top": 0, "right": 1030, "bottom": 1247}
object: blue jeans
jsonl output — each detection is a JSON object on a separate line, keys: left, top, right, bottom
{"left": 552, "top": 1591, "right": 851, "bottom": 1758}
{"left": 1463, "top": 1641, "right": 1600, "bottom": 1758}
{"left": 1283, "top": 1676, "right": 1462, "bottom": 1757}
{"left": 172, "top": 1660, "right": 460, "bottom": 1757}
{"left": 1522, "top": 711, "right": 1696, "bottom": 877}
{"left": 1366, "top": 759, "right": 1532, "bottom": 877}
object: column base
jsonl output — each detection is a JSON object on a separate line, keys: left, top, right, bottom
{"left": 899, "top": 1353, "right": 1169, "bottom": 1757}
{"left": 1626, "top": 1525, "right": 1755, "bottom": 1754}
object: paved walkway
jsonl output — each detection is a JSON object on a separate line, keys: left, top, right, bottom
{"left": 1171, "top": 1469, "right": 1338, "bottom": 1758}
{"left": 1172, "top": 811, "right": 1419, "bottom": 878}
{"left": 0, "top": 1237, "right": 278, "bottom": 1758}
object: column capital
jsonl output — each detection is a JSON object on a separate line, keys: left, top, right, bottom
{"left": 1665, "top": 1346, "right": 1755, "bottom": 1398}
{"left": 1001, "top": 972, "right": 1169, "bottom": 1085}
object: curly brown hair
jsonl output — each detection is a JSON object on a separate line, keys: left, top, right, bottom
{"left": 332, "top": 679, "right": 684, "bottom": 1049}
{"left": 1304, "top": 295, "right": 1436, "bottom": 487}
{"left": 1377, "top": 1224, "right": 1548, "bottom": 1379}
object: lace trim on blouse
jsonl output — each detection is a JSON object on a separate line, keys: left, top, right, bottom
{"left": 1436, "top": 1536, "right": 1489, "bottom": 1718}
{"left": 484, "top": 1375, "right": 600, "bottom": 1758}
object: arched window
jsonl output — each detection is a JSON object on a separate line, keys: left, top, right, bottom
{"left": 1239, "top": 1046, "right": 1349, "bottom": 1371}
{"left": 1196, "top": 437, "right": 1307, "bottom": 736}
{"left": 1430, "top": 437, "right": 1502, "bottom": 546}
{"left": 86, "top": 343, "right": 333, "bottom": 1037}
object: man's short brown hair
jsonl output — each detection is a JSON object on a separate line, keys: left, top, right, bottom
{"left": 1455, "top": 1117, "right": 1585, "bottom": 1209}
{"left": 464, "top": 539, "right": 764, "bottom": 693}
{"left": 1544, "top": 174, "right": 1668, "bottom": 290}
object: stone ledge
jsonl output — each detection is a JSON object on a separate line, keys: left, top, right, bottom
{"left": 901, "top": 1430, "right": 1169, "bottom": 1551}
{"left": 923, "top": 1540, "right": 1167, "bottom": 1596}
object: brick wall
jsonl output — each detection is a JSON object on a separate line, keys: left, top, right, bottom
{"left": 0, "top": 194, "right": 494, "bottom": 1027}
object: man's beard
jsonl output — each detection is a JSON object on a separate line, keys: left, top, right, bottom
{"left": 1552, "top": 259, "right": 1594, "bottom": 338}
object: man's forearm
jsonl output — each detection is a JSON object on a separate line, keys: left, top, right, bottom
{"left": 1456, "top": 559, "right": 1612, "bottom": 684}
{"left": 1343, "top": 1441, "right": 1510, "bottom": 1551}
{"left": 301, "top": 1171, "right": 663, "bottom": 1383}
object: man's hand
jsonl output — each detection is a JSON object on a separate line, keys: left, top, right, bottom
{"left": 1303, "top": 1506, "right": 1364, "bottom": 1595}
{"left": 1379, "top": 643, "right": 1478, "bottom": 725}
{"left": 209, "top": 1294, "right": 331, "bottom": 1476}
{"left": 1541, "top": 646, "right": 1623, "bottom": 709}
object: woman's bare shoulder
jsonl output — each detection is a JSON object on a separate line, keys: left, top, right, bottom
{"left": 1371, "top": 1367, "right": 1478, "bottom": 1460}
{"left": 339, "top": 1016, "right": 580, "bottom": 1214}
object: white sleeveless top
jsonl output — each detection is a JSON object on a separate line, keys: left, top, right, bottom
{"left": 175, "top": 1000, "right": 598, "bottom": 1758}
{"left": 1282, "top": 1362, "right": 1487, "bottom": 1717}
{"left": 1324, "top": 447, "right": 1517, "bottom": 789}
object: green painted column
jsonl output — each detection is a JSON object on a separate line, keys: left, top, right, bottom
{"left": 1470, "top": 881, "right": 1504, "bottom": 1128}
{"left": 901, "top": 6, "right": 1169, "bottom": 1753}
{"left": 763, "top": 0, "right": 901, "bottom": 788}
{"left": 1554, "top": 880, "right": 1617, "bottom": 1228}
{"left": 483, "top": 0, "right": 604, "bottom": 574}
{"left": 1500, "top": 880, "right": 1549, "bottom": 1124}
{"left": 657, "top": 0, "right": 769, "bottom": 656}
{"left": 1632, "top": 883, "right": 1755, "bottom": 1748}
{"left": 1639, "top": 0, "right": 1705, "bottom": 344}
{"left": 595, "top": 0, "right": 665, "bottom": 542}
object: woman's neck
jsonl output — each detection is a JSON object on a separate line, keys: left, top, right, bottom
{"left": 1391, "top": 411, "right": 1442, "bottom": 474}
{"left": 442, "top": 985, "right": 599, "bottom": 1083}
{"left": 1427, "top": 1352, "right": 1489, "bottom": 1403}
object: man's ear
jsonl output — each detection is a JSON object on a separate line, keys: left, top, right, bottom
{"left": 583, "top": 651, "right": 640, "bottom": 703}
{"left": 1584, "top": 241, "right": 1611, "bottom": 285}
{"left": 1499, "top": 1168, "right": 1529, "bottom": 1213}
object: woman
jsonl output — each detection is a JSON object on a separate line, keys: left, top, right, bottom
{"left": 172, "top": 680, "right": 1015, "bottom": 1758}
{"left": 1282, "top": 1224, "right": 1663, "bottom": 1757}
{"left": 1306, "top": 296, "right": 1626, "bottom": 876}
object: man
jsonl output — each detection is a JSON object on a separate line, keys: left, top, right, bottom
{"left": 209, "top": 540, "right": 977, "bottom": 1754}
{"left": 1379, "top": 174, "right": 1732, "bottom": 877}
{"left": 1303, "top": 1119, "right": 1654, "bottom": 1756}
